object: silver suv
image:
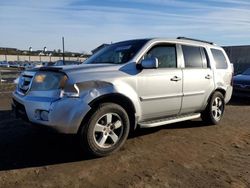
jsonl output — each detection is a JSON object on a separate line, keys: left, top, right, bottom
{"left": 12, "top": 37, "right": 233, "bottom": 156}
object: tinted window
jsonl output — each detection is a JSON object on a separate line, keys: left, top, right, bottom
{"left": 146, "top": 45, "right": 177, "bottom": 68}
{"left": 182, "top": 45, "right": 203, "bottom": 68}
{"left": 211, "top": 49, "right": 228, "bottom": 69}
{"left": 242, "top": 68, "right": 250, "bottom": 75}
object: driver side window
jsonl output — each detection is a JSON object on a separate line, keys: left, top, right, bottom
{"left": 145, "top": 45, "right": 177, "bottom": 68}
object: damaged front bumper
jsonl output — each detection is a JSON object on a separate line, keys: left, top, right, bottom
{"left": 12, "top": 91, "right": 91, "bottom": 134}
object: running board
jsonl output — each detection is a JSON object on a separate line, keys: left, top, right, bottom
{"left": 139, "top": 113, "right": 201, "bottom": 128}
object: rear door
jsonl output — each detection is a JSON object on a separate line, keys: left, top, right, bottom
{"left": 180, "top": 45, "right": 214, "bottom": 114}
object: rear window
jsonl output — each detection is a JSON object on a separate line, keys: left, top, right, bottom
{"left": 211, "top": 49, "right": 228, "bottom": 69}
{"left": 182, "top": 45, "right": 204, "bottom": 68}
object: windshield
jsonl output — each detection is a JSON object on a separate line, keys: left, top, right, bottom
{"left": 242, "top": 68, "right": 250, "bottom": 75}
{"left": 85, "top": 39, "right": 148, "bottom": 65}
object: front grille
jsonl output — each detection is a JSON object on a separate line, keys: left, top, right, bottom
{"left": 17, "top": 74, "right": 33, "bottom": 95}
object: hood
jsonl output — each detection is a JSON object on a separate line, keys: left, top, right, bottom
{"left": 61, "top": 63, "right": 120, "bottom": 73}
{"left": 60, "top": 63, "right": 125, "bottom": 84}
{"left": 36, "top": 63, "right": 119, "bottom": 72}
{"left": 233, "top": 74, "right": 250, "bottom": 85}
{"left": 33, "top": 62, "right": 137, "bottom": 84}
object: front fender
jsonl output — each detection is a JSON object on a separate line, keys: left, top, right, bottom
{"left": 78, "top": 80, "right": 142, "bottom": 118}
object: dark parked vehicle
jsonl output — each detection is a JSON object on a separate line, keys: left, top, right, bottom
{"left": 9, "top": 61, "right": 20, "bottom": 68}
{"left": 233, "top": 68, "right": 250, "bottom": 97}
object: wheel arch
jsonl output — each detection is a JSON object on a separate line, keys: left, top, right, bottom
{"left": 214, "top": 88, "right": 226, "bottom": 97}
{"left": 201, "top": 88, "right": 225, "bottom": 125}
{"left": 204, "top": 88, "right": 226, "bottom": 110}
{"left": 78, "top": 93, "right": 137, "bottom": 134}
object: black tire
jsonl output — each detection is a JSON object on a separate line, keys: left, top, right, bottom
{"left": 79, "top": 103, "right": 130, "bottom": 157}
{"left": 201, "top": 92, "right": 225, "bottom": 125}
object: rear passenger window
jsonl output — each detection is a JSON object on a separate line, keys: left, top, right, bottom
{"left": 182, "top": 45, "right": 204, "bottom": 68}
{"left": 211, "top": 49, "right": 228, "bottom": 69}
{"left": 146, "top": 45, "right": 177, "bottom": 68}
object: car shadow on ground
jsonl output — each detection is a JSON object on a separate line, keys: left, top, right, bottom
{"left": 0, "top": 110, "right": 87, "bottom": 171}
{"left": 0, "top": 110, "right": 210, "bottom": 171}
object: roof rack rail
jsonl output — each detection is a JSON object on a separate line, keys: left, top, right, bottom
{"left": 177, "top": 37, "right": 214, "bottom": 45}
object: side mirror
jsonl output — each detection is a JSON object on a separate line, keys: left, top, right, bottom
{"left": 141, "top": 57, "right": 159, "bottom": 69}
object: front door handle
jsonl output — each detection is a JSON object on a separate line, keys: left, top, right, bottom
{"left": 205, "top": 74, "right": 212, "bottom": 79}
{"left": 171, "top": 76, "right": 181, "bottom": 82}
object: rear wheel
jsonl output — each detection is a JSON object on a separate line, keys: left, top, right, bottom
{"left": 79, "top": 103, "right": 130, "bottom": 157}
{"left": 201, "top": 92, "right": 225, "bottom": 125}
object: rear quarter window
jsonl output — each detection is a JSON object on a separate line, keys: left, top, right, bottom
{"left": 211, "top": 49, "right": 228, "bottom": 69}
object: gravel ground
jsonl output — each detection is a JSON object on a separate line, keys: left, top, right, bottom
{"left": 0, "top": 93, "right": 250, "bottom": 188}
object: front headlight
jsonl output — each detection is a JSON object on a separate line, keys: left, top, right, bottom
{"left": 31, "top": 72, "right": 67, "bottom": 91}
{"left": 61, "top": 83, "right": 80, "bottom": 98}
{"left": 61, "top": 81, "right": 113, "bottom": 98}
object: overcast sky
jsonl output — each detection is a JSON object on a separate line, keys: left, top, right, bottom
{"left": 0, "top": 0, "right": 250, "bottom": 53}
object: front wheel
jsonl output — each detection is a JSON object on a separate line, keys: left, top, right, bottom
{"left": 201, "top": 92, "right": 225, "bottom": 125}
{"left": 79, "top": 103, "right": 130, "bottom": 157}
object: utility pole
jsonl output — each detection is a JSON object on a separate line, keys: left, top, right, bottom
{"left": 29, "top": 47, "right": 32, "bottom": 62}
{"left": 62, "top": 37, "right": 65, "bottom": 65}
{"left": 5, "top": 48, "right": 7, "bottom": 62}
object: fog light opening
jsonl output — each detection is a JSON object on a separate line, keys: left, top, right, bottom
{"left": 40, "top": 110, "right": 49, "bottom": 121}
{"left": 35, "top": 110, "right": 49, "bottom": 121}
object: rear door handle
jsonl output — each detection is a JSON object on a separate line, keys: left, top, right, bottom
{"left": 205, "top": 74, "right": 212, "bottom": 79}
{"left": 171, "top": 76, "right": 181, "bottom": 82}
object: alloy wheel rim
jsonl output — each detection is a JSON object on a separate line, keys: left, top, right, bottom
{"left": 212, "top": 97, "right": 223, "bottom": 121}
{"left": 93, "top": 113, "right": 123, "bottom": 148}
